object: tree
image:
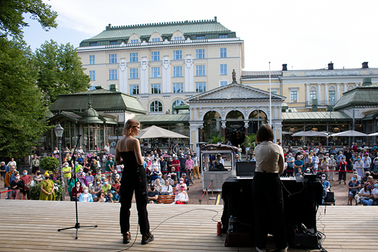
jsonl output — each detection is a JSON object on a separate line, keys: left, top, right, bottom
{"left": 0, "top": 0, "right": 57, "bottom": 40}
{"left": 0, "top": 38, "right": 51, "bottom": 158}
{"left": 35, "top": 40, "right": 91, "bottom": 105}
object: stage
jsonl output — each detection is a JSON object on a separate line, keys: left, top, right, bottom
{"left": 0, "top": 201, "right": 377, "bottom": 251}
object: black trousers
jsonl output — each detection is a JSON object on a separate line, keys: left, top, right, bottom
{"left": 119, "top": 166, "right": 150, "bottom": 235}
{"left": 252, "top": 172, "right": 287, "bottom": 250}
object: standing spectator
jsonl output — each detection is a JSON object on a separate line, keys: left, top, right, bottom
{"left": 159, "top": 156, "right": 167, "bottom": 174}
{"left": 305, "top": 158, "right": 314, "bottom": 173}
{"left": 20, "top": 170, "right": 31, "bottom": 199}
{"left": 5, "top": 166, "right": 17, "bottom": 199}
{"left": 338, "top": 157, "right": 347, "bottom": 185}
{"left": 329, "top": 155, "right": 337, "bottom": 181}
{"left": 371, "top": 157, "right": 378, "bottom": 179}
{"left": 105, "top": 156, "right": 115, "bottom": 182}
{"left": 103, "top": 143, "right": 110, "bottom": 155}
{"left": 192, "top": 153, "right": 200, "bottom": 179}
{"left": 39, "top": 172, "right": 55, "bottom": 200}
{"left": 179, "top": 154, "right": 186, "bottom": 177}
{"left": 286, "top": 153, "right": 294, "bottom": 177}
{"left": 354, "top": 156, "right": 364, "bottom": 179}
{"left": 185, "top": 155, "right": 194, "bottom": 176}
{"left": 348, "top": 174, "right": 361, "bottom": 205}
{"left": 30, "top": 154, "right": 40, "bottom": 175}
{"left": 293, "top": 155, "right": 304, "bottom": 176}
{"left": 167, "top": 156, "right": 173, "bottom": 173}
{"left": 33, "top": 169, "right": 44, "bottom": 184}
{"left": 363, "top": 154, "right": 371, "bottom": 172}
{"left": 344, "top": 149, "right": 353, "bottom": 171}
{"left": 172, "top": 156, "right": 180, "bottom": 179}
{"left": 0, "top": 161, "right": 9, "bottom": 182}
{"left": 62, "top": 162, "right": 72, "bottom": 194}
{"left": 312, "top": 153, "right": 319, "bottom": 173}
{"left": 7, "top": 158, "right": 17, "bottom": 169}
{"left": 151, "top": 157, "right": 161, "bottom": 172}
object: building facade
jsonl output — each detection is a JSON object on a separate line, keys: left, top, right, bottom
{"left": 77, "top": 17, "right": 244, "bottom": 115}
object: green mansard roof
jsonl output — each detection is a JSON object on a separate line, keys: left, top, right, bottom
{"left": 79, "top": 17, "right": 236, "bottom": 47}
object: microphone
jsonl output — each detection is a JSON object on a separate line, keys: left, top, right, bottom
{"left": 301, "top": 223, "right": 309, "bottom": 233}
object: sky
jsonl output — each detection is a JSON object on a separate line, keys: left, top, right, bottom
{"left": 22, "top": 0, "right": 378, "bottom": 71}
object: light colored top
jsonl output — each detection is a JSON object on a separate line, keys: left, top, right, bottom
{"left": 255, "top": 141, "right": 284, "bottom": 174}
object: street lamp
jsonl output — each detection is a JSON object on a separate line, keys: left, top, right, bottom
{"left": 54, "top": 122, "right": 64, "bottom": 201}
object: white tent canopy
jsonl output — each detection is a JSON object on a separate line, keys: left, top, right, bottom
{"left": 369, "top": 132, "right": 378, "bottom": 136}
{"left": 292, "top": 130, "right": 329, "bottom": 137}
{"left": 331, "top": 130, "right": 369, "bottom": 137}
{"left": 136, "top": 125, "right": 188, "bottom": 139}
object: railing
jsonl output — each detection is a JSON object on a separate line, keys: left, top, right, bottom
{"left": 199, "top": 180, "right": 213, "bottom": 205}
{"left": 305, "top": 100, "right": 336, "bottom": 106}
{"left": 0, "top": 189, "right": 25, "bottom": 200}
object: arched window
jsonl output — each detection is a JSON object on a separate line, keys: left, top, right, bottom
{"left": 150, "top": 100, "right": 163, "bottom": 112}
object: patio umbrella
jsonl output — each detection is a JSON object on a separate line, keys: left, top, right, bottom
{"left": 136, "top": 125, "right": 188, "bottom": 139}
{"left": 292, "top": 130, "right": 329, "bottom": 137}
{"left": 369, "top": 132, "right": 378, "bottom": 136}
{"left": 331, "top": 130, "right": 368, "bottom": 137}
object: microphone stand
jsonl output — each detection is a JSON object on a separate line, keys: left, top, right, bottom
{"left": 58, "top": 135, "right": 97, "bottom": 239}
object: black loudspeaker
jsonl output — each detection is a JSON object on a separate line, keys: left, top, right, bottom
{"left": 289, "top": 233, "right": 320, "bottom": 249}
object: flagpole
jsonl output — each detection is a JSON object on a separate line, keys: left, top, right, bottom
{"left": 269, "top": 62, "right": 272, "bottom": 126}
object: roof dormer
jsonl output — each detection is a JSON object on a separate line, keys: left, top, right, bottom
{"left": 149, "top": 31, "right": 162, "bottom": 42}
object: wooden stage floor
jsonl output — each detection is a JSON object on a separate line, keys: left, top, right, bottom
{"left": 0, "top": 200, "right": 377, "bottom": 252}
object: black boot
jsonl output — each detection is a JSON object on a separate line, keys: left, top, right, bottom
{"left": 123, "top": 232, "right": 131, "bottom": 244}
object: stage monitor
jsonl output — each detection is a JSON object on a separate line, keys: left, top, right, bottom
{"left": 236, "top": 161, "right": 256, "bottom": 178}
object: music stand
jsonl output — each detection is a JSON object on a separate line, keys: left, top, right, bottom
{"left": 58, "top": 135, "right": 97, "bottom": 239}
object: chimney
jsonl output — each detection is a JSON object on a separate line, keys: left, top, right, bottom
{"left": 328, "top": 61, "right": 334, "bottom": 70}
{"left": 282, "top": 64, "right": 287, "bottom": 71}
{"left": 362, "top": 62, "right": 369, "bottom": 69}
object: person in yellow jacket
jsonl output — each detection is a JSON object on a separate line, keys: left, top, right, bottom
{"left": 5, "top": 166, "right": 17, "bottom": 199}
{"left": 39, "top": 172, "right": 55, "bottom": 200}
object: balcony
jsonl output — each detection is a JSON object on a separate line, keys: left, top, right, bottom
{"left": 305, "top": 100, "right": 336, "bottom": 107}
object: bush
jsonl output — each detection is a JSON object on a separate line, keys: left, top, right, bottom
{"left": 40, "top": 157, "right": 59, "bottom": 172}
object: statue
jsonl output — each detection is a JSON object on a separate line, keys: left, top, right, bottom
{"left": 232, "top": 69, "right": 236, "bottom": 83}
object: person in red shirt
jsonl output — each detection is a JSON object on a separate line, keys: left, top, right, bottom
{"left": 71, "top": 181, "right": 83, "bottom": 201}
{"left": 172, "top": 156, "right": 180, "bottom": 179}
{"left": 338, "top": 157, "right": 347, "bottom": 185}
{"left": 20, "top": 170, "right": 32, "bottom": 199}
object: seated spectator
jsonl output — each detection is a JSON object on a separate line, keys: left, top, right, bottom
{"left": 108, "top": 187, "right": 120, "bottom": 203}
{"left": 293, "top": 155, "right": 304, "bottom": 176}
{"left": 92, "top": 178, "right": 102, "bottom": 196}
{"left": 182, "top": 173, "right": 190, "bottom": 188}
{"left": 11, "top": 172, "right": 25, "bottom": 199}
{"left": 76, "top": 168, "right": 86, "bottom": 186}
{"left": 78, "top": 187, "right": 93, "bottom": 202}
{"left": 86, "top": 171, "right": 94, "bottom": 185}
{"left": 361, "top": 171, "right": 371, "bottom": 186}
{"left": 321, "top": 174, "right": 330, "bottom": 204}
{"left": 111, "top": 177, "right": 121, "bottom": 194}
{"left": 97, "top": 192, "right": 106, "bottom": 202}
{"left": 95, "top": 170, "right": 102, "bottom": 181}
{"left": 305, "top": 158, "right": 314, "bottom": 173}
{"left": 150, "top": 167, "right": 161, "bottom": 182}
{"left": 372, "top": 182, "right": 378, "bottom": 205}
{"left": 161, "top": 180, "right": 173, "bottom": 195}
{"left": 175, "top": 185, "right": 188, "bottom": 204}
{"left": 147, "top": 184, "right": 159, "bottom": 204}
{"left": 71, "top": 181, "right": 83, "bottom": 201}
{"left": 168, "top": 173, "right": 176, "bottom": 184}
{"left": 371, "top": 157, "right": 378, "bottom": 179}
{"left": 33, "top": 169, "right": 44, "bottom": 184}
{"left": 52, "top": 169, "right": 60, "bottom": 181}
{"left": 101, "top": 178, "right": 111, "bottom": 194}
{"left": 348, "top": 174, "right": 361, "bottom": 205}
{"left": 154, "top": 178, "right": 162, "bottom": 193}
{"left": 358, "top": 182, "right": 374, "bottom": 205}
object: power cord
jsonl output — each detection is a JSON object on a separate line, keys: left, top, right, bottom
{"left": 116, "top": 208, "right": 220, "bottom": 251}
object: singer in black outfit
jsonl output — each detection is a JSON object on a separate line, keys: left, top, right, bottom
{"left": 116, "top": 119, "right": 154, "bottom": 245}
{"left": 252, "top": 124, "right": 287, "bottom": 252}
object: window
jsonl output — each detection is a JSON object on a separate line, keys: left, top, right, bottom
{"left": 196, "top": 82, "right": 206, "bottom": 92}
{"left": 130, "top": 85, "right": 139, "bottom": 95}
{"left": 110, "top": 41, "right": 117, "bottom": 45}
{"left": 196, "top": 49, "right": 205, "bottom": 59}
{"left": 196, "top": 36, "right": 205, "bottom": 40}
{"left": 310, "top": 90, "right": 317, "bottom": 102}
{"left": 172, "top": 100, "right": 185, "bottom": 107}
{"left": 130, "top": 39, "right": 139, "bottom": 44}
{"left": 173, "top": 66, "right": 182, "bottom": 77}
{"left": 290, "top": 90, "right": 298, "bottom": 103}
{"left": 89, "top": 86, "right": 96, "bottom": 90}
{"left": 151, "top": 84, "right": 161, "bottom": 94}
{"left": 151, "top": 38, "right": 160, "bottom": 42}
{"left": 90, "top": 42, "right": 97, "bottom": 46}
{"left": 329, "top": 90, "right": 335, "bottom": 105}
{"left": 130, "top": 53, "right": 138, "bottom": 62}
{"left": 109, "top": 69, "right": 117, "bottom": 80}
{"left": 220, "top": 81, "right": 227, "bottom": 87}
{"left": 173, "top": 83, "right": 183, "bottom": 93}
{"left": 109, "top": 54, "right": 117, "bottom": 64}
{"left": 219, "top": 34, "right": 228, "bottom": 38}
{"left": 173, "top": 50, "right": 182, "bottom": 60}
{"left": 151, "top": 51, "right": 160, "bottom": 61}
{"left": 150, "top": 100, "right": 162, "bottom": 112}
{"left": 196, "top": 65, "right": 205, "bottom": 76}
{"left": 174, "top": 37, "right": 183, "bottom": 41}
{"left": 220, "top": 64, "right": 227, "bottom": 75}
{"left": 130, "top": 68, "right": 138, "bottom": 79}
{"left": 271, "top": 89, "right": 278, "bottom": 94}
{"left": 89, "top": 55, "right": 95, "bottom": 64}
{"left": 89, "top": 70, "right": 95, "bottom": 81}
{"left": 220, "top": 48, "right": 227, "bottom": 58}
{"left": 151, "top": 67, "right": 160, "bottom": 78}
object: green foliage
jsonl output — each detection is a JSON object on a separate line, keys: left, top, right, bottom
{"left": 35, "top": 40, "right": 91, "bottom": 105}
{"left": 242, "top": 134, "right": 256, "bottom": 156}
{"left": 209, "top": 135, "right": 225, "bottom": 144}
{"left": 0, "top": 0, "right": 57, "bottom": 40}
{"left": 29, "top": 180, "right": 63, "bottom": 201}
{"left": 0, "top": 38, "right": 51, "bottom": 158}
{"left": 40, "top": 157, "right": 59, "bottom": 172}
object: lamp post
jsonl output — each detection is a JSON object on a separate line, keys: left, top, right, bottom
{"left": 54, "top": 122, "right": 64, "bottom": 201}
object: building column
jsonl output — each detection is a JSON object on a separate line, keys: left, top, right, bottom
{"left": 324, "top": 83, "right": 329, "bottom": 105}
{"left": 140, "top": 57, "right": 149, "bottom": 94}
{"left": 184, "top": 55, "right": 194, "bottom": 92}
{"left": 344, "top": 83, "right": 347, "bottom": 93}
{"left": 305, "top": 83, "right": 310, "bottom": 105}
{"left": 119, "top": 59, "right": 128, "bottom": 94}
{"left": 162, "top": 56, "right": 171, "bottom": 93}
{"left": 317, "top": 83, "right": 321, "bottom": 104}
{"left": 355, "top": 82, "right": 359, "bottom": 88}
{"left": 221, "top": 120, "right": 227, "bottom": 139}
{"left": 244, "top": 120, "right": 249, "bottom": 135}
{"left": 336, "top": 83, "right": 340, "bottom": 101}
{"left": 199, "top": 126, "right": 204, "bottom": 142}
